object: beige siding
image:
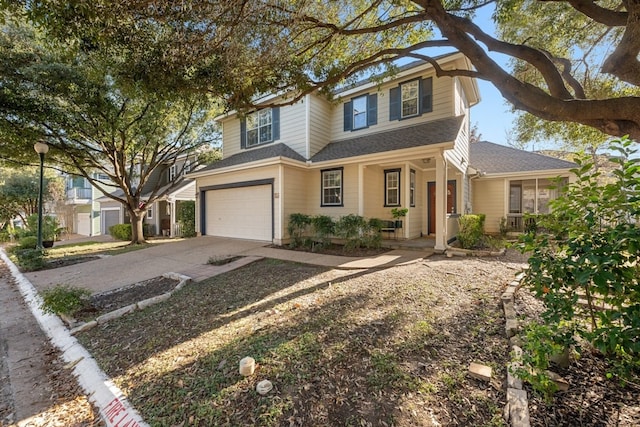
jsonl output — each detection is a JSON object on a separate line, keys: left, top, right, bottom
{"left": 282, "top": 166, "right": 312, "bottom": 238}
{"left": 221, "top": 119, "right": 242, "bottom": 158}
{"left": 279, "top": 100, "right": 307, "bottom": 157}
{"left": 309, "top": 95, "right": 332, "bottom": 157}
{"left": 329, "top": 70, "right": 455, "bottom": 142}
{"left": 472, "top": 178, "right": 505, "bottom": 234}
{"left": 407, "top": 168, "right": 424, "bottom": 239}
{"left": 221, "top": 101, "right": 307, "bottom": 160}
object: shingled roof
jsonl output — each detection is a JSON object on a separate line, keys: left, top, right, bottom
{"left": 311, "top": 116, "right": 464, "bottom": 162}
{"left": 197, "top": 143, "right": 306, "bottom": 172}
{"left": 470, "top": 141, "right": 576, "bottom": 174}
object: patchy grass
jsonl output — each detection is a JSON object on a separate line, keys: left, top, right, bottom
{"left": 77, "top": 256, "right": 521, "bottom": 426}
{"left": 48, "top": 241, "right": 150, "bottom": 258}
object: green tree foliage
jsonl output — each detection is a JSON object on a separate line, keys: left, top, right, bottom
{"left": 519, "top": 137, "right": 640, "bottom": 378}
{"left": 0, "top": 166, "right": 62, "bottom": 228}
{"left": 0, "top": 13, "right": 220, "bottom": 244}
{"left": 7, "top": 1, "right": 640, "bottom": 140}
{"left": 496, "top": 0, "right": 639, "bottom": 151}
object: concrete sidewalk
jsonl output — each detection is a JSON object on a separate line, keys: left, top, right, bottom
{"left": 26, "top": 236, "right": 432, "bottom": 294}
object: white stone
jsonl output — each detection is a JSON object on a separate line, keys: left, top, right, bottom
{"left": 69, "top": 320, "right": 97, "bottom": 335}
{"left": 239, "top": 357, "right": 255, "bottom": 376}
{"left": 256, "top": 379, "right": 273, "bottom": 395}
{"left": 507, "top": 387, "right": 530, "bottom": 426}
{"left": 96, "top": 304, "right": 137, "bottom": 324}
{"left": 468, "top": 362, "right": 492, "bottom": 382}
{"left": 137, "top": 292, "right": 172, "bottom": 309}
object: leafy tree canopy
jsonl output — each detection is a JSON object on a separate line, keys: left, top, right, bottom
{"left": 4, "top": 0, "right": 639, "bottom": 140}
{"left": 0, "top": 12, "right": 221, "bottom": 243}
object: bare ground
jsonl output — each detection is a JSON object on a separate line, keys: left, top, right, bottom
{"left": 76, "top": 253, "right": 528, "bottom": 426}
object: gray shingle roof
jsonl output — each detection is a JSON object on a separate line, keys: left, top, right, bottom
{"left": 198, "top": 143, "right": 306, "bottom": 172}
{"left": 470, "top": 141, "right": 576, "bottom": 174}
{"left": 311, "top": 116, "right": 464, "bottom": 162}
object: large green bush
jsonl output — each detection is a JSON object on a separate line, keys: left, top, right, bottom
{"left": 14, "top": 248, "right": 46, "bottom": 271}
{"left": 286, "top": 213, "right": 381, "bottom": 252}
{"left": 457, "top": 214, "right": 486, "bottom": 249}
{"left": 287, "top": 213, "right": 312, "bottom": 248}
{"left": 109, "top": 223, "right": 132, "bottom": 241}
{"left": 177, "top": 201, "right": 196, "bottom": 237}
{"left": 40, "top": 285, "right": 91, "bottom": 316}
{"left": 518, "top": 137, "right": 640, "bottom": 386}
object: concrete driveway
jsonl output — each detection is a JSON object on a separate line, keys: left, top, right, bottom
{"left": 25, "top": 236, "right": 268, "bottom": 294}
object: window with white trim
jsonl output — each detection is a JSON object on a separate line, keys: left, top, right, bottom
{"left": 169, "top": 164, "right": 176, "bottom": 181}
{"left": 146, "top": 205, "right": 153, "bottom": 219}
{"left": 184, "top": 159, "right": 191, "bottom": 173}
{"left": 385, "top": 169, "right": 400, "bottom": 206}
{"left": 401, "top": 80, "right": 419, "bottom": 118}
{"left": 352, "top": 95, "right": 368, "bottom": 130}
{"left": 247, "top": 109, "right": 272, "bottom": 147}
{"left": 321, "top": 168, "right": 343, "bottom": 206}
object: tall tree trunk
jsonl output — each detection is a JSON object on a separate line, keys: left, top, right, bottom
{"left": 128, "top": 207, "right": 147, "bottom": 244}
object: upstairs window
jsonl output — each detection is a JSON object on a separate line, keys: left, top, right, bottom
{"left": 241, "top": 107, "right": 280, "bottom": 149}
{"left": 321, "top": 168, "right": 343, "bottom": 206}
{"left": 385, "top": 169, "right": 401, "bottom": 206}
{"left": 401, "top": 80, "right": 419, "bottom": 118}
{"left": 169, "top": 164, "right": 177, "bottom": 181}
{"left": 184, "top": 160, "right": 191, "bottom": 173}
{"left": 343, "top": 94, "right": 377, "bottom": 131}
{"left": 389, "top": 77, "right": 433, "bottom": 121}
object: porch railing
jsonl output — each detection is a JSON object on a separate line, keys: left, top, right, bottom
{"left": 66, "top": 187, "right": 92, "bottom": 201}
{"left": 172, "top": 222, "right": 183, "bottom": 238}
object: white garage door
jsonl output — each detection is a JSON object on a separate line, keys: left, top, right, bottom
{"left": 205, "top": 185, "right": 272, "bottom": 241}
{"left": 77, "top": 213, "right": 91, "bottom": 236}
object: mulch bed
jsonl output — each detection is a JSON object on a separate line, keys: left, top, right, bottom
{"left": 271, "top": 243, "right": 390, "bottom": 257}
{"left": 46, "top": 255, "right": 102, "bottom": 269}
{"left": 74, "top": 276, "right": 179, "bottom": 322}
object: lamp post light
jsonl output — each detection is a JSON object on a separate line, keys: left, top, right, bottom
{"left": 34, "top": 141, "right": 49, "bottom": 250}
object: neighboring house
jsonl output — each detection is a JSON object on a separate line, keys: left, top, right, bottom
{"left": 59, "top": 172, "right": 116, "bottom": 236}
{"left": 469, "top": 141, "right": 577, "bottom": 233}
{"left": 98, "top": 155, "right": 196, "bottom": 237}
{"left": 188, "top": 52, "right": 480, "bottom": 251}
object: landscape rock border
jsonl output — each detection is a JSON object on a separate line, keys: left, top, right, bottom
{"left": 69, "top": 273, "right": 191, "bottom": 334}
{"left": 501, "top": 275, "right": 531, "bottom": 427}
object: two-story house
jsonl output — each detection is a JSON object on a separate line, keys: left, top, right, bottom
{"left": 98, "top": 155, "right": 196, "bottom": 237}
{"left": 60, "top": 172, "right": 116, "bottom": 236}
{"left": 189, "top": 52, "right": 480, "bottom": 251}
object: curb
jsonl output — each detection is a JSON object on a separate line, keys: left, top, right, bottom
{"left": 0, "top": 249, "right": 148, "bottom": 427}
{"left": 501, "top": 275, "right": 531, "bottom": 427}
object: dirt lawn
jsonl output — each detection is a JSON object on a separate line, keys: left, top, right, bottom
{"left": 75, "top": 252, "right": 529, "bottom": 426}
{"left": 75, "top": 249, "right": 640, "bottom": 426}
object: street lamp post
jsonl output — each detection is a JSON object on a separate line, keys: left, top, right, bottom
{"left": 34, "top": 142, "right": 49, "bottom": 250}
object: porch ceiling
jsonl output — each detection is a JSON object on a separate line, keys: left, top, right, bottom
{"left": 310, "top": 116, "right": 464, "bottom": 163}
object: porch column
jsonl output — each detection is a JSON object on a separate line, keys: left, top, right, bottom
{"left": 434, "top": 154, "right": 447, "bottom": 252}
{"left": 169, "top": 198, "right": 176, "bottom": 237}
{"left": 358, "top": 164, "right": 365, "bottom": 216}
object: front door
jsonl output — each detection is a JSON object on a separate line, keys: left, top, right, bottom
{"left": 427, "top": 180, "right": 457, "bottom": 235}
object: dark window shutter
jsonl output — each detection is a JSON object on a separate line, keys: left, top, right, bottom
{"left": 389, "top": 86, "right": 400, "bottom": 121}
{"left": 367, "top": 94, "right": 377, "bottom": 126}
{"left": 272, "top": 107, "right": 280, "bottom": 140}
{"left": 420, "top": 77, "right": 433, "bottom": 114}
{"left": 343, "top": 101, "right": 352, "bottom": 131}
{"left": 240, "top": 119, "right": 247, "bottom": 149}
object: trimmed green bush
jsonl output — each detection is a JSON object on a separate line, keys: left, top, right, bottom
{"left": 14, "top": 248, "right": 46, "bottom": 271}
{"left": 40, "top": 285, "right": 91, "bottom": 316}
{"left": 17, "top": 235, "right": 37, "bottom": 250}
{"left": 109, "top": 223, "right": 132, "bottom": 241}
{"left": 287, "top": 213, "right": 312, "bottom": 248}
{"left": 457, "top": 214, "right": 486, "bottom": 249}
{"left": 177, "top": 201, "right": 196, "bottom": 238}
{"left": 310, "top": 215, "right": 334, "bottom": 250}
